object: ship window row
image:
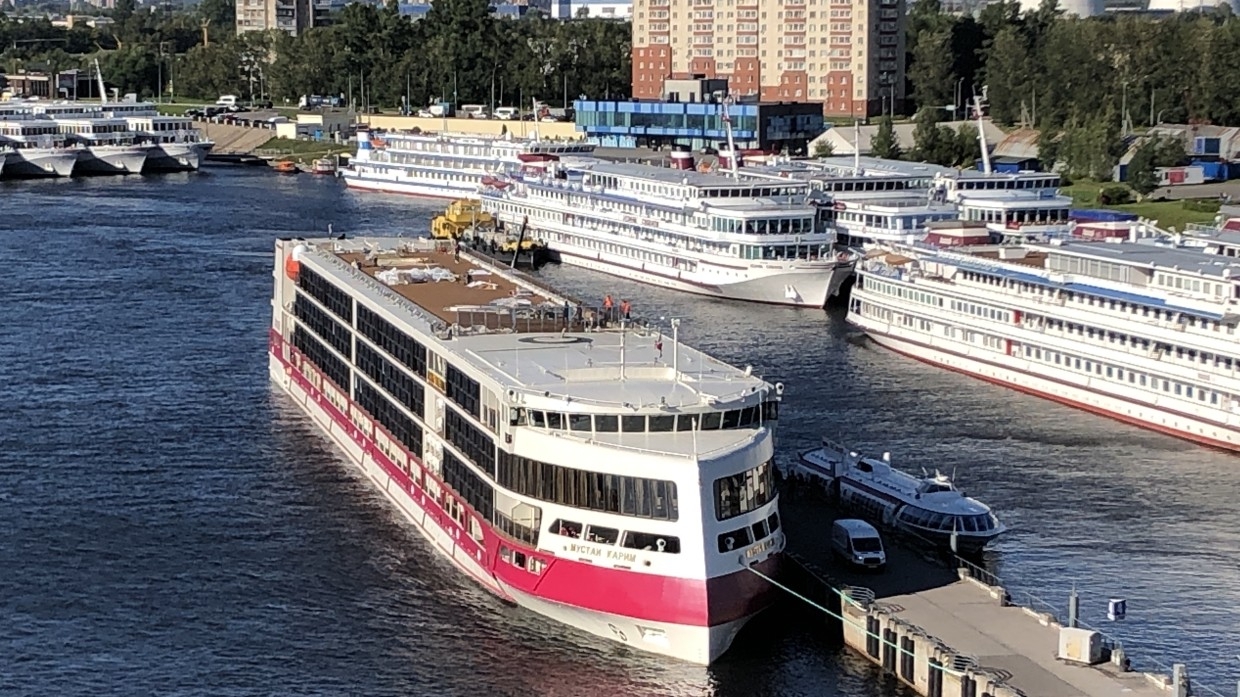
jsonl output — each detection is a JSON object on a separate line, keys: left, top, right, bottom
{"left": 816, "top": 178, "right": 919, "bottom": 193}
{"left": 522, "top": 401, "right": 777, "bottom": 433}
{"left": 948, "top": 298, "right": 1010, "bottom": 323}
{"left": 717, "top": 511, "right": 781, "bottom": 553}
{"left": 294, "top": 293, "right": 354, "bottom": 359}
{"left": 445, "top": 364, "right": 481, "bottom": 418}
{"left": 708, "top": 216, "right": 816, "bottom": 236}
{"left": 493, "top": 507, "right": 541, "bottom": 547}
{"left": 497, "top": 451, "right": 679, "bottom": 521}
{"left": 740, "top": 244, "right": 835, "bottom": 261}
{"left": 950, "top": 176, "right": 1058, "bottom": 192}
{"left": 445, "top": 408, "right": 496, "bottom": 477}
{"left": 357, "top": 305, "right": 428, "bottom": 377}
{"left": 442, "top": 451, "right": 495, "bottom": 523}
{"left": 1021, "top": 344, "right": 1231, "bottom": 408}
{"left": 897, "top": 507, "right": 999, "bottom": 533}
{"left": 356, "top": 342, "right": 425, "bottom": 416}
{"left": 298, "top": 266, "right": 354, "bottom": 324}
{"left": 1154, "top": 271, "right": 1233, "bottom": 299}
{"left": 1039, "top": 317, "right": 1238, "bottom": 374}
{"left": 354, "top": 379, "right": 424, "bottom": 457}
{"left": 961, "top": 206, "right": 1068, "bottom": 224}
{"left": 293, "top": 326, "right": 350, "bottom": 390}
{"left": 714, "top": 460, "right": 775, "bottom": 521}
{"left": 490, "top": 200, "right": 733, "bottom": 257}
{"left": 866, "top": 279, "right": 945, "bottom": 308}
{"left": 965, "top": 270, "right": 1236, "bottom": 333}
{"left": 551, "top": 519, "right": 682, "bottom": 554}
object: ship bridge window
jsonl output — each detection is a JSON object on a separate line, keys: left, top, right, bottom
{"left": 586, "top": 525, "right": 619, "bottom": 545}
{"left": 622, "top": 415, "right": 646, "bottom": 432}
{"left": 699, "top": 411, "right": 723, "bottom": 430}
{"left": 552, "top": 519, "right": 583, "bottom": 538}
{"left": 546, "top": 412, "right": 564, "bottom": 429}
{"left": 529, "top": 410, "right": 546, "bottom": 428}
{"left": 569, "top": 414, "right": 592, "bottom": 432}
{"left": 714, "top": 460, "right": 775, "bottom": 521}
{"left": 594, "top": 414, "right": 619, "bottom": 432}
{"left": 622, "top": 531, "right": 681, "bottom": 553}
{"left": 648, "top": 415, "right": 675, "bottom": 432}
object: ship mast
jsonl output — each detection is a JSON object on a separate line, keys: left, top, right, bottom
{"left": 94, "top": 58, "right": 108, "bottom": 105}
{"left": 722, "top": 95, "right": 739, "bottom": 180}
{"left": 974, "top": 94, "right": 991, "bottom": 175}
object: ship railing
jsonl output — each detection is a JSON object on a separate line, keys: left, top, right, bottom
{"left": 536, "top": 424, "right": 767, "bottom": 460}
{"left": 311, "top": 243, "right": 447, "bottom": 334}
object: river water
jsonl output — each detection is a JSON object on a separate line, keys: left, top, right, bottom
{"left": 1, "top": 169, "right": 1236, "bottom": 696}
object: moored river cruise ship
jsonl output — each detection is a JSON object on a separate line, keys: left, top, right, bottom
{"left": 848, "top": 228, "right": 1240, "bottom": 451}
{"left": 269, "top": 236, "right": 784, "bottom": 663}
{"left": 341, "top": 130, "right": 597, "bottom": 199}
{"left": 480, "top": 161, "right": 859, "bottom": 307}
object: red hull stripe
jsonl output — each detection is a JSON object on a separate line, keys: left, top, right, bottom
{"left": 270, "top": 330, "right": 777, "bottom": 627}
{"left": 864, "top": 327, "right": 1240, "bottom": 453}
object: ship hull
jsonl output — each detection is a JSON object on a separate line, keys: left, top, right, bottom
{"left": 341, "top": 169, "right": 481, "bottom": 199}
{"left": 76, "top": 145, "right": 150, "bottom": 175}
{"left": 147, "top": 142, "right": 211, "bottom": 172}
{"left": 2, "top": 149, "right": 77, "bottom": 178}
{"left": 857, "top": 322, "right": 1240, "bottom": 452}
{"left": 549, "top": 245, "right": 853, "bottom": 308}
{"left": 267, "top": 334, "right": 776, "bottom": 663}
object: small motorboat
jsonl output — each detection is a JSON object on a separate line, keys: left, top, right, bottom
{"left": 273, "top": 160, "right": 299, "bottom": 174}
{"left": 796, "top": 437, "right": 1006, "bottom": 554}
{"left": 311, "top": 157, "right": 336, "bottom": 175}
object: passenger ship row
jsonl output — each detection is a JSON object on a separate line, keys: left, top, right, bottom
{"left": 848, "top": 224, "right": 1240, "bottom": 451}
{"left": 270, "top": 236, "right": 784, "bottom": 664}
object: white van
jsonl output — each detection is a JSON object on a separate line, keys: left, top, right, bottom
{"left": 493, "top": 106, "right": 519, "bottom": 120}
{"left": 215, "top": 95, "right": 238, "bottom": 107}
{"left": 460, "top": 104, "right": 488, "bottom": 119}
{"left": 831, "top": 519, "right": 886, "bottom": 570}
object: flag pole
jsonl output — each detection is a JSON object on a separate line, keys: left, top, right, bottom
{"left": 671, "top": 318, "right": 680, "bottom": 382}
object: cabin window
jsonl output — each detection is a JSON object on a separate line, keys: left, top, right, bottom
{"left": 622, "top": 531, "right": 681, "bottom": 553}
{"left": 529, "top": 410, "right": 546, "bottom": 427}
{"left": 717, "top": 526, "right": 752, "bottom": 552}
{"left": 622, "top": 415, "right": 646, "bottom": 432}
{"left": 648, "top": 415, "right": 675, "bottom": 432}
{"left": 750, "top": 519, "right": 769, "bottom": 542}
{"left": 722, "top": 410, "right": 741, "bottom": 429}
{"left": 553, "top": 519, "right": 583, "bottom": 538}
{"left": 714, "top": 460, "right": 775, "bottom": 521}
{"left": 700, "top": 412, "right": 723, "bottom": 430}
{"left": 569, "top": 414, "right": 592, "bottom": 432}
{"left": 594, "top": 414, "right": 619, "bottom": 432}
{"left": 675, "top": 415, "right": 695, "bottom": 431}
{"left": 767, "top": 512, "right": 781, "bottom": 533}
{"left": 586, "top": 525, "right": 619, "bottom": 545}
{"left": 546, "top": 412, "right": 564, "bottom": 429}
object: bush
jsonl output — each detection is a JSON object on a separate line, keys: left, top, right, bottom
{"left": 1099, "top": 185, "right": 1133, "bottom": 205}
{"left": 1182, "top": 199, "right": 1222, "bottom": 213}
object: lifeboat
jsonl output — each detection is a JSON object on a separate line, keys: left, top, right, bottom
{"left": 273, "top": 160, "right": 299, "bottom": 174}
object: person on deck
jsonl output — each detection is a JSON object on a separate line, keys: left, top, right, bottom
{"left": 621, "top": 299, "right": 632, "bottom": 320}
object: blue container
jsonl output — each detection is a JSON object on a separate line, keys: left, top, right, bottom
{"left": 1070, "top": 208, "right": 1139, "bottom": 223}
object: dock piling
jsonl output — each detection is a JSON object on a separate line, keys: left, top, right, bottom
{"left": 1068, "top": 586, "right": 1080, "bottom": 628}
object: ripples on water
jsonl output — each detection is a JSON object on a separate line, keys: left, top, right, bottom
{"left": 0, "top": 170, "right": 1235, "bottom": 695}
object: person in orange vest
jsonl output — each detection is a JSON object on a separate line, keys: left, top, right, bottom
{"left": 603, "top": 294, "right": 614, "bottom": 320}
{"left": 621, "top": 299, "right": 631, "bottom": 320}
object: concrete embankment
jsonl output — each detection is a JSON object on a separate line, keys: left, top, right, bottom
{"left": 776, "top": 483, "right": 1194, "bottom": 697}
{"left": 197, "top": 121, "right": 276, "bottom": 155}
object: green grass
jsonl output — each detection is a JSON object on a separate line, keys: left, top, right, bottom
{"left": 256, "top": 137, "right": 351, "bottom": 162}
{"left": 1063, "top": 179, "right": 1220, "bottom": 231}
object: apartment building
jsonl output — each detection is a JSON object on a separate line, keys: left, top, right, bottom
{"left": 630, "top": 0, "right": 905, "bottom": 118}
{"left": 235, "top": 0, "right": 313, "bottom": 35}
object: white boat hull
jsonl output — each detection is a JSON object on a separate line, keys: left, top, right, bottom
{"left": 550, "top": 243, "right": 853, "bottom": 307}
{"left": 854, "top": 318, "right": 1240, "bottom": 451}
{"left": 2, "top": 149, "right": 78, "bottom": 178}
{"left": 77, "top": 145, "right": 150, "bottom": 175}
{"left": 147, "top": 142, "right": 211, "bottom": 171}
{"left": 341, "top": 168, "right": 481, "bottom": 199}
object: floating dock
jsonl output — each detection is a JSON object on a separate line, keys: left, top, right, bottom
{"left": 777, "top": 490, "right": 1195, "bottom": 697}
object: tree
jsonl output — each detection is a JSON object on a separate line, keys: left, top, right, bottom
{"left": 908, "top": 25, "right": 955, "bottom": 111}
{"left": 1126, "top": 139, "right": 1160, "bottom": 196}
{"left": 870, "top": 115, "right": 901, "bottom": 159}
{"left": 912, "top": 107, "right": 956, "bottom": 165}
{"left": 812, "top": 139, "right": 834, "bottom": 158}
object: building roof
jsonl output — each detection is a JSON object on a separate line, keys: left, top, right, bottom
{"left": 810, "top": 120, "right": 1008, "bottom": 157}
{"left": 992, "top": 128, "right": 1042, "bottom": 160}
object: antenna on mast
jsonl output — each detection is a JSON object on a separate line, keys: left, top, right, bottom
{"left": 974, "top": 93, "right": 991, "bottom": 175}
{"left": 853, "top": 120, "right": 861, "bottom": 174}
{"left": 722, "top": 95, "right": 739, "bottom": 180}
{"left": 93, "top": 58, "right": 107, "bottom": 105}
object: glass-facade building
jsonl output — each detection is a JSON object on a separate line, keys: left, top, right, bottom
{"left": 573, "top": 99, "right": 825, "bottom": 154}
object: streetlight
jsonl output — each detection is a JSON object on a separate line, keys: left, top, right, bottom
{"left": 955, "top": 77, "right": 965, "bottom": 115}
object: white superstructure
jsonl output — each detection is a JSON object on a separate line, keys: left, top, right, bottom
{"left": 269, "top": 236, "right": 784, "bottom": 663}
{"left": 848, "top": 229, "right": 1240, "bottom": 451}
{"left": 481, "top": 161, "right": 859, "bottom": 307}
{"left": 342, "top": 130, "right": 597, "bottom": 199}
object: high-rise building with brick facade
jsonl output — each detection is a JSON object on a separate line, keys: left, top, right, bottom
{"left": 629, "top": 0, "right": 905, "bottom": 118}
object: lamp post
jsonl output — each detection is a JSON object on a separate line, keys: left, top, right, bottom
{"left": 955, "top": 77, "right": 965, "bottom": 116}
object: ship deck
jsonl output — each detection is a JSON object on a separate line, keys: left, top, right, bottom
{"left": 337, "top": 245, "right": 595, "bottom": 334}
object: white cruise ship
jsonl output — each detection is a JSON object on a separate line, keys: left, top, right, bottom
{"left": 342, "top": 130, "right": 597, "bottom": 199}
{"left": 480, "top": 160, "right": 859, "bottom": 307}
{"left": 269, "top": 236, "right": 784, "bottom": 663}
{"left": 101, "top": 99, "right": 213, "bottom": 171}
{"left": 0, "top": 117, "right": 79, "bottom": 178}
{"left": 848, "top": 224, "right": 1240, "bottom": 451}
